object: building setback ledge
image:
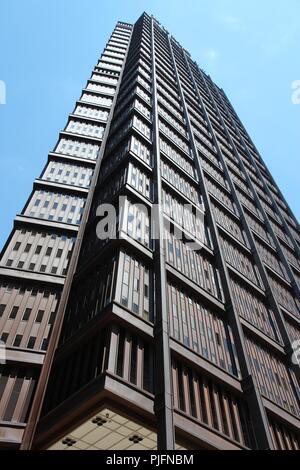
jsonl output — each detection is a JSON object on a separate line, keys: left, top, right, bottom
{"left": 0, "top": 267, "right": 65, "bottom": 286}
{"left": 262, "top": 397, "right": 300, "bottom": 431}
{"left": 33, "top": 373, "right": 155, "bottom": 449}
{"left": 174, "top": 411, "right": 247, "bottom": 450}
{"left": 0, "top": 423, "right": 25, "bottom": 449}
{"left": 4, "top": 347, "right": 45, "bottom": 366}
{"left": 34, "top": 178, "right": 89, "bottom": 196}
{"left": 170, "top": 339, "right": 242, "bottom": 394}
{"left": 14, "top": 215, "right": 79, "bottom": 234}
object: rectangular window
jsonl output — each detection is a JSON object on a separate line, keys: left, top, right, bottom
{"left": 9, "top": 306, "right": 19, "bottom": 319}
{"left": 35, "top": 310, "right": 44, "bottom": 323}
{"left": 13, "top": 334, "right": 22, "bottom": 347}
{"left": 1, "top": 332, "right": 9, "bottom": 343}
{"left": 41, "top": 338, "right": 48, "bottom": 351}
{"left": 48, "top": 311, "right": 56, "bottom": 325}
{"left": 118, "top": 251, "right": 152, "bottom": 321}
{"left": 22, "top": 308, "right": 32, "bottom": 321}
{"left": 27, "top": 336, "right": 36, "bottom": 349}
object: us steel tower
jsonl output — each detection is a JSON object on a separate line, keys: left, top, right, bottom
{"left": 1, "top": 13, "right": 300, "bottom": 450}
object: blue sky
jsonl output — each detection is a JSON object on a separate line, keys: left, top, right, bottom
{"left": 0, "top": 0, "right": 299, "bottom": 248}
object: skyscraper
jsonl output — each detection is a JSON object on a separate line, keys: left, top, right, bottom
{"left": 0, "top": 12, "right": 300, "bottom": 450}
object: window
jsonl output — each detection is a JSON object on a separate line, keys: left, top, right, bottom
{"left": 29, "top": 263, "right": 35, "bottom": 271}
{"left": 118, "top": 252, "right": 151, "bottom": 320}
{"left": 35, "top": 310, "right": 44, "bottom": 323}
{"left": 1, "top": 332, "right": 9, "bottom": 343}
{"left": 13, "top": 335, "right": 22, "bottom": 347}
{"left": 130, "top": 136, "right": 151, "bottom": 165}
{"left": 17, "top": 261, "right": 24, "bottom": 269}
{"left": 48, "top": 311, "right": 56, "bottom": 325}
{"left": 24, "top": 243, "right": 31, "bottom": 253}
{"left": 116, "top": 332, "right": 126, "bottom": 378}
{"left": 27, "top": 336, "right": 36, "bottom": 349}
{"left": 0, "top": 304, "right": 5, "bottom": 316}
{"left": 35, "top": 245, "right": 42, "bottom": 254}
{"left": 9, "top": 306, "right": 19, "bottom": 319}
{"left": 133, "top": 303, "right": 139, "bottom": 313}
{"left": 13, "top": 242, "right": 21, "bottom": 250}
{"left": 41, "top": 338, "right": 48, "bottom": 351}
{"left": 22, "top": 308, "right": 32, "bottom": 321}
{"left": 46, "top": 247, "right": 52, "bottom": 256}
{"left": 56, "top": 249, "right": 63, "bottom": 258}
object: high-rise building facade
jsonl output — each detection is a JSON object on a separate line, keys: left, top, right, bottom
{"left": 1, "top": 12, "right": 300, "bottom": 451}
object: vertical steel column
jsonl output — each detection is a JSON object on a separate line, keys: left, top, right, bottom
{"left": 166, "top": 38, "right": 273, "bottom": 449}
{"left": 20, "top": 25, "right": 133, "bottom": 450}
{"left": 150, "top": 16, "right": 175, "bottom": 450}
